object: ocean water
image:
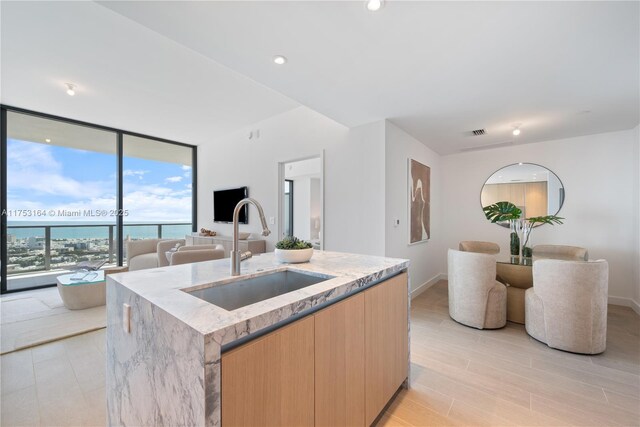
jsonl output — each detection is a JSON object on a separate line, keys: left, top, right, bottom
{"left": 6, "top": 221, "right": 192, "bottom": 240}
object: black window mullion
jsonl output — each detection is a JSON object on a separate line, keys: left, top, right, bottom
{"left": 1, "top": 107, "right": 8, "bottom": 294}
{"left": 117, "top": 132, "right": 124, "bottom": 266}
{"left": 192, "top": 147, "right": 198, "bottom": 233}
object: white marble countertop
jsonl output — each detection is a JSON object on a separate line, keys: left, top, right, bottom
{"left": 108, "top": 250, "right": 409, "bottom": 346}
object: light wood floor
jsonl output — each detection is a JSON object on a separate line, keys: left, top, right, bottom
{"left": 377, "top": 280, "right": 640, "bottom": 427}
{"left": 1, "top": 280, "right": 638, "bottom": 426}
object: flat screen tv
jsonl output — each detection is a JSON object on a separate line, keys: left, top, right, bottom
{"left": 214, "top": 187, "right": 248, "bottom": 224}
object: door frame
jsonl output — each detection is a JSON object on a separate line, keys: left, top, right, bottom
{"left": 277, "top": 152, "right": 324, "bottom": 250}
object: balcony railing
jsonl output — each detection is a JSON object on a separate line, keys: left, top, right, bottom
{"left": 6, "top": 222, "right": 192, "bottom": 278}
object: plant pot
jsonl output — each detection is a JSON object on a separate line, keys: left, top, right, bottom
{"left": 275, "top": 248, "right": 314, "bottom": 263}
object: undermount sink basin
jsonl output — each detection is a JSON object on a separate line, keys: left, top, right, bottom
{"left": 186, "top": 270, "right": 334, "bottom": 311}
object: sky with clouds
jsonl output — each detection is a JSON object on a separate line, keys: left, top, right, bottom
{"left": 7, "top": 139, "right": 192, "bottom": 223}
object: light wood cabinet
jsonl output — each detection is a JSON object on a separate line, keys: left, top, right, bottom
{"left": 364, "top": 272, "right": 409, "bottom": 426}
{"left": 221, "top": 316, "right": 315, "bottom": 427}
{"left": 314, "top": 293, "right": 365, "bottom": 426}
{"left": 481, "top": 182, "right": 548, "bottom": 218}
{"left": 221, "top": 273, "right": 408, "bottom": 427}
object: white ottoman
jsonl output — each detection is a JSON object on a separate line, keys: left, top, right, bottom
{"left": 57, "top": 271, "right": 106, "bottom": 310}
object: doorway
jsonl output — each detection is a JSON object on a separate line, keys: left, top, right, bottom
{"left": 278, "top": 155, "right": 323, "bottom": 250}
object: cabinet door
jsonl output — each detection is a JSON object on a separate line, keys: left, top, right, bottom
{"left": 221, "top": 316, "right": 314, "bottom": 427}
{"left": 364, "top": 273, "right": 409, "bottom": 425}
{"left": 315, "top": 293, "right": 365, "bottom": 426}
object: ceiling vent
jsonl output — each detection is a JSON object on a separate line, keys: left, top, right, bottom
{"left": 471, "top": 129, "right": 486, "bottom": 136}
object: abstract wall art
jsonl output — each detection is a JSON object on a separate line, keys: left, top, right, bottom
{"left": 408, "top": 158, "right": 430, "bottom": 244}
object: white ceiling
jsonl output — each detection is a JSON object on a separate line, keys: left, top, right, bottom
{"left": 100, "top": 0, "right": 640, "bottom": 155}
{"left": 0, "top": 1, "right": 299, "bottom": 146}
{"left": 1, "top": 2, "right": 638, "bottom": 154}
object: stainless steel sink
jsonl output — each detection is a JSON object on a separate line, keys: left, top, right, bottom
{"left": 186, "top": 270, "right": 334, "bottom": 311}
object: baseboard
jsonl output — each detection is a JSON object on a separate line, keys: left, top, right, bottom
{"left": 608, "top": 296, "right": 640, "bottom": 315}
{"left": 411, "top": 273, "right": 446, "bottom": 300}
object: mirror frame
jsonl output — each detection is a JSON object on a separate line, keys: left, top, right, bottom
{"left": 480, "top": 162, "right": 565, "bottom": 228}
{"left": 277, "top": 152, "right": 325, "bottom": 249}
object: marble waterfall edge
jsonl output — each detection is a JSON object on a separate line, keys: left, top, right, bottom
{"left": 106, "top": 251, "right": 409, "bottom": 426}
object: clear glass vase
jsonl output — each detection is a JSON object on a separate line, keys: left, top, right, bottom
{"left": 521, "top": 222, "right": 533, "bottom": 258}
{"left": 509, "top": 220, "right": 520, "bottom": 256}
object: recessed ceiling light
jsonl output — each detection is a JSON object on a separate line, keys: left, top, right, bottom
{"left": 45, "top": 138, "right": 51, "bottom": 143}
{"left": 65, "top": 83, "right": 76, "bottom": 96}
{"left": 366, "top": 0, "right": 383, "bottom": 11}
{"left": 518, "top": 162, "right": 523, "bottom": 165}
{"left": 273, "top": 55, "right": 287, "bottom": 65}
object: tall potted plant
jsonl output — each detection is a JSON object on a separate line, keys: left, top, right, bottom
{"left": 520, "top": 215, "right": 564, "bottom": 257}
{"left": 483, "top": 201, "right": 564, "bottom": 257}
{"left": 483, "top": 201, "right": 522, "bottom": 256}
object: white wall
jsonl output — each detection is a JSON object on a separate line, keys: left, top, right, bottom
{"left": 385, "top": 121, "right": 444, "bottom": 294}
{"left": 442, "top": 129, "right": 639, "bottom": 306}
{"left": 634, "top": 125, "right": 640, "bottom": 310}
{"left": 198, "top": 106, "right": 386, "bottom": 255}
{"left": 310, "top": 178, "right": 321, "bottom": 240}
{"left": 292, "top": 177, "right": 311, "bottom": 240}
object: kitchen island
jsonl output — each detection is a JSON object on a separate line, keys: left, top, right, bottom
{"left": 106, "top": 250, "right": 410, "bottom": 426}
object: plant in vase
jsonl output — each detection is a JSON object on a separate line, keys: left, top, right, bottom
{"left": 483, "top": 201, "right": 523, "bottom": 256}
{"left": 483, "top": 201, "right": 565, "bottom": 258}
{"left": 520, "top": 215, "right": 564, "bottom": 257}
{"left": 275, "top": 236, "right": 314, "bottom": 263}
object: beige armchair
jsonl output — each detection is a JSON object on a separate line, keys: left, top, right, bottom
{"left": 459, "top": 241, "right": 500, "bottom": 255}
{"left": 157, "top": 239, "right": 187, "bottom": 267}
{"left": 448, "top": 249, "right": 507, "bottom": 329}
{"left": 170, "top": 246, "right": 225, "bottom": 265}
{"left": 532, "top": 245, "right": 588, "bottom": 261}
{"left": 126, "top": 239, "right": 162, "bottom": 271}
{"left": 525, "top": 259, "right": 608, "bottom": 354}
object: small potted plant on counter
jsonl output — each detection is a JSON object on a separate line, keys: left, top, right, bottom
{"left": 275, "top": 236, "right": 314, "bottom": 263}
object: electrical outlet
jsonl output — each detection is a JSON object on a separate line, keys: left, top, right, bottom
{"left": 123, "top": 303, "right": 131, "bottom": 333}
{"left": 269, "top": 216, "right": 275, "bottom": 225}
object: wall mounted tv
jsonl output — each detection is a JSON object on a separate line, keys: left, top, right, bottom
{"left": 214, "top": 187, "right": 248, "bottom": 224}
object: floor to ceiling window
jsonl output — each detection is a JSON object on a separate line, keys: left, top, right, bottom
{"left": 0, "top": 107, "right": 196, "bottom": 293}
{"left": 122, "top": 135, "right": 194, "bottom": 264}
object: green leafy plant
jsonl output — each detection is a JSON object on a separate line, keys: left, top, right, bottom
{"left": 521, "top": 214, "right": 564, "bottom": 257}
{"left": 483, "top": 202, "right": 523, "bottom": 255}
{"left": 483, "top": 201, "right": 522, "bottom": 223}
{"left": 483, "top": 202, "right": 565, "bottom": 257}
{"left": 275, "top": 236, "right": 313, "bottom": 250}
{"left": 525, "top": 215, "right": 564, "bottom": 226}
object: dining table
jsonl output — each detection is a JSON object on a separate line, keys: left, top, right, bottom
{"left": 496, "top": 253, "right": 588, "bottom": 324}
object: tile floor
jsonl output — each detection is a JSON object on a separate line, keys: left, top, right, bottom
{"left": 379, "top": 281, "right": 640, "bottom": 426}
{"left": 1, "top": 287, "right": 105, "bottom": 354}
{"left": 1, "top": 280, "right": 639, "bottom": 426}
{"left": 1, "top": 329, "right": 106, "bottom": 426}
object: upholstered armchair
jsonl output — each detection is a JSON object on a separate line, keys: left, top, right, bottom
{"left": 126, "top": 239, "right": 162, "bottom": 271}
{"left": 532, "top": 245, "right": 589, "bottom": 261}
{"left": 525, "top": 259, "right": 608, "bottom": 354}
{"left": 157, "top": 239, "right": 187, "bottom": 267}
{"left": 447, "top": 249, "right": 507, "bottom": 329}
{"left": 170, "top": 245, "right": 225, "bottom": 265}
{"left": 459, "top": 241, "right": 500, "bottom": 255}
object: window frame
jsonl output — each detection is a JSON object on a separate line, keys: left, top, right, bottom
{"left": 0, "top": 105, "right": 198, "bottom": 294}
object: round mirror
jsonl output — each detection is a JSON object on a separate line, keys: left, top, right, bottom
{"left": 481, "top": 163, "right": 564, "bottom": 227}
